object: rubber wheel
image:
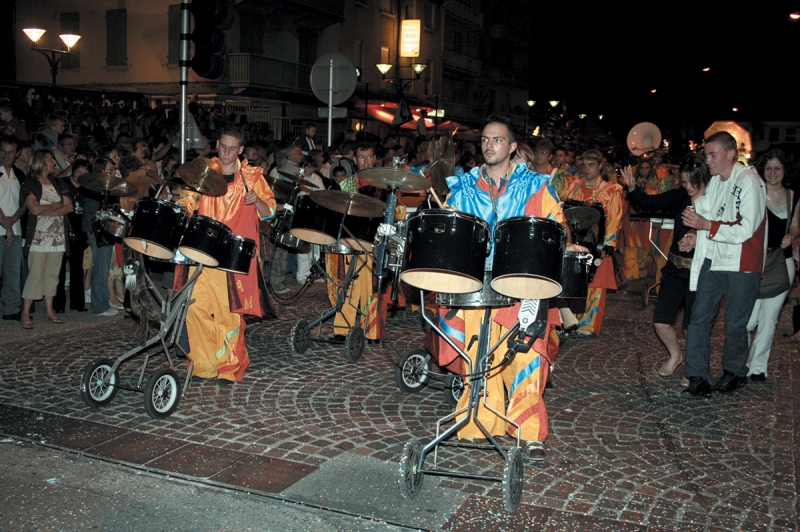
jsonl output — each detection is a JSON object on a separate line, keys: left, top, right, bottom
{"left": 394, "top": 348, "right": 431, "bottom": 393}
{"left": 80, "top": 358, "right": 119, "bottom": 407}
{"left": 290, "top": 319, "right": 310, "bottom": 354}
{"left": 502, "top": 447, "right": 524, "bottom": 514}
{"left": 345, "top": 326, "right": 365, "bottom": 363}
{"left": 143, "top": 367, "right": 181, "bottom": 419}
{"left": 398, "top": 438, "right": 424, "bottom": 499}
{"left": 443, "top": 373, "right": 465, "bottom": 408}
{"left": 641, "top": 284, "right": 649, "bottom": 309}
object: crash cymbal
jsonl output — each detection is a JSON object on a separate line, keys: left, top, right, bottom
{"left": 277, "top": 170, "right": 320, "bottom": 189}
{"left": 78, "top": 173, "right": 137, "bottom": 197}
{"left": 309, "top": 190, "right": 385, "bottom": 218}
{"left": 564, "top": 206, "right": 601, "bottom": 232}
{"left": 177, "top": 157, "right": 227, "bottom": 196}
{"left": 356, "top": 168, "right": 430, "bottom": 191}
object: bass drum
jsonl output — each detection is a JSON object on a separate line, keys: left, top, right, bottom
{"left": 401, "top": 209, "right": 490, "bottom": 294}
{"left": 491, "top": 216, "right": 566, "bottom": 300}
{"left": 436, "top": 270, "right": 514, "bottom": 308}
{"left": 290, "top": 194, "right": 340, "bottom": 246}
{"left": 559, "top": 251, "right": 594, "bottom": 299}
{"left": 178, "top": 215, "right": 232, "bottom": 267}
{"left": 217, "top": 235, "right": 256, "bottom": 274}
{"left": 125, "top": 198, "right": 188, "bottom": 260}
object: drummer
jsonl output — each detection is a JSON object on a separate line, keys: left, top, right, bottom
{"left": 442, "top": 115, "right": 587, "bottom": 462}
{"left": 175, "top": 126, "right": 276, "bottom": 385}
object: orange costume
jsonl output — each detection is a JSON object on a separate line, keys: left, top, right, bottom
{"left": 177, "top": 159, "right": 275, "bottom": 382}
{"left": 564, "top": 178, "right": 623, "bottom": 335}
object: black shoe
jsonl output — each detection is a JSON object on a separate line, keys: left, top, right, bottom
{"left": 2, "top": 312, "right": 22, "bottom": 321}
{"left": 216, "top": 378, "right": 235, "bottom": 386}
{"left": 331, "top": 334, "right": 346, "bottom": 342}
{"left": 190, "top": 376, "right": 206, "bottom": 384}
{"left": 367, "top": 339, "right": 381, "bottom": 345}
{"left": 70, "top": 306, "right": 88, "bottom": 312}
{"left": 681, "top": 376, "right": 712, "bottom": 398}
{"left": 712, "top": 371, "right": 746, "bottom": 393}
{"left": 749, "top": 373, "right": 766, "bottom": 383}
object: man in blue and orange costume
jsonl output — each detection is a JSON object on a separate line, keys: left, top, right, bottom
{"left": 176, "top": 126, "right": 276, "bottom": 385}
{"left": 439, "top": 115, "right": 587, "bottom": 461}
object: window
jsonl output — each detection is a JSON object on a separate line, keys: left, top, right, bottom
{"left": 106, "top": 9, "right": 128, "bottom": 67}
{"left": 60, "top": 12, "right": 80, "bottom": 69}
{"left": 380, "top": 46, "right": 390, "bottom": 64}
{"left": 453, "top": 32, "right": 463, "bottom": 55}
{"left": 785, "top": 127, "right": 797, "bottom": 143}
{"left": 380, "top": 0, "right": 395, "bottom": 14}
{"left": 168, "top": 4, "right": 181, "bottom": 64}
{"left": 424, "top": 2, "right": 437, "bottom": 30}
{"left": 769, "top": 127, "right": 779, "bottom": 142}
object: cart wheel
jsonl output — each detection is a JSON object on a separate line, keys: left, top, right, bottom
{"left": 80, "top": 358, "right": 119, "bottom": 407}
{"left": 290, "top": 319, "right": 310, "bottom": 354}
{"left": 394, "top": 348, "right": 431, "bottom": 393}
{"left": 398, "top": 438, "right": 424, "bottom": 499}
{"left": 345, "top": 326, "right": 365, "bottom": 363}
{"left": 143, "top": 368, "right": 181, "bottom": 419}
{"left": 641, "top": 284, "right": 649, "bottom": 309}
{"left": 502, "top": 447, "right": 524, "bottom": 514}
{"left": 443, "top": 373, "right": 465, "bottom": 408}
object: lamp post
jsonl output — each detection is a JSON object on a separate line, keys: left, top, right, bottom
{"left": 523, "top": 100, "right": 536, "bottom": 138}
{"left": 23, "top": 28, "right": 81, "bottom": 86}
{"left": 375, "top": 62, "right": 427, "bottom": 139}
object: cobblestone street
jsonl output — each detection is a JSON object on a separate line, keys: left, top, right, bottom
{"left": 1, "top": 279, "right": 798, "bottom": 530}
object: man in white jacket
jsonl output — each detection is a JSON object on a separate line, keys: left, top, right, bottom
{"left": 680, "top": 131, "right": 767, "bottom": 398}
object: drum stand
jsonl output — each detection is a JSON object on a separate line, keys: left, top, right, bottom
{"left": 289, "top": 218, "right": 372, "bottom": 363}
{"left": 79, "top": 264, "right": 204, "bottom": 419}
{"left": 399, "top": 290, "right": 539, "bottom": 514}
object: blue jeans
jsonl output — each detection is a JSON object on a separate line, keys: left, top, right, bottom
{"left": 685, "top": 259, "right": 760, "bottom": 383}
{"left": 88, "top": 234, "right": 113, "bottom": 314}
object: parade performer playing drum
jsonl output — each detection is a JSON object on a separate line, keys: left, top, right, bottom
{"left": 442, "top": 116, "right": 586, "bottom": 461}
{"left": 176, "top": 126, "right": 276, "bottom": 384}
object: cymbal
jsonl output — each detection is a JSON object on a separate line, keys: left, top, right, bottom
{"left": 277, "top": 170, "right": 320, "bottom": 189}
{"left": 176, "top": 157, "right": 227, "bottom": 196}
{"left": 356, "top": 168, "right": 430, "bottom": 191}
{"left": 78, "top": 173, "right": 137, "bottom": 197}
{"left": 429, "top": 135, "right": 454, "bottom": 198}
{"left": 564, "top": 206, "right": 601, "bottom": 232}
{"left": 309, "top": 190, "right": 385, "bottom": 218}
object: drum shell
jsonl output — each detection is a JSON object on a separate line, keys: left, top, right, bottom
{"left": 271, "top": 211, "right": 310, "bottom": 251}
{"left": 216, "top": 234, "right": 256, "bottom": 274}
{"left": 178, "top": 215, "right": 232, "bottom": 267}
{"left": 559, "top": 251, "right": 592, "bottom": 299}
{"left": 401, "top": 209, "right": 490, "bottom": 294}
{"left": 321, "top": 242, "right": 355, "bottom": 255}
{"left": 491, "top": 216, "right": 566, "bottom": 300}
{"left": 340, "top": 216, "right": 380, "bottom": 253}
{"left": 436, "top": 270, "right": 514, "bottom": 307}
{"left": 290, "top": 195, "right": 340, "bottom": 246}
{"left": 125, "top": 198, "right": 187, "bottom": 260}
{"left": 148, "top": 249, "right": 198, "bottom": 265}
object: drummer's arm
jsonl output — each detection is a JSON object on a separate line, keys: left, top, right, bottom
{"left": 176, "top": 188, "right": 200, "bottom": 217}
{"left": 250, "top": 178, "right": 277, "bottom": 221}
{"left": 603, "top": 190, "right": 624, "bottom": 250}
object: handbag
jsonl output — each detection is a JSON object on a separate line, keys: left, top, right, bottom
{"left": 758, "top": 189, "right": 792, "bottom": 299}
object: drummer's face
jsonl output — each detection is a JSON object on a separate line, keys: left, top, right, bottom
{"left": 356, "top": 148, "right": 376, "bottom": 169}
{"left": 583, "top": 159, "right": 602, "bottom": 182}
{"left": 217, "top": 135, "right": 244, "bottom": 167}
{"left": 481, "top": 124, "right": 516, "bottom": 167}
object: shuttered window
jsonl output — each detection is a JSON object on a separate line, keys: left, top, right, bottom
{"left": 106, "top": 9, "right": 128, "bottom": 67}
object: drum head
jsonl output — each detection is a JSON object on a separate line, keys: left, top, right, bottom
{"left": 400, "top": 269, "right": 483, "bottom": 294}
{"left": 178, "top": 246, "right": 220, "bottom": 267}
{"left": 340, "top": 237, "right": 373, "bottom": 253}
{"left": 290, "top": 227, "right": 337, "bottom": 246}
{"left": 124, "top": 237, "right": 176, "bottom": 260}
{"left": 490, "top": 275, "right": 562, "bottom": 300}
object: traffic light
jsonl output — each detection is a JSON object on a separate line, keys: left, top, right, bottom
{"left": 190, "top": 0, "right": 231, "bottom": 79}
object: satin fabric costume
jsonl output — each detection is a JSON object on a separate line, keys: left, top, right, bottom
{"left": 442, "top": 163, "right": 565, "bottom": 441}
{"left": 177, "top": 159, "right": 275, "bottom": 382}
{"left": 564, "top": 179, "right": 623, "bottom": 335}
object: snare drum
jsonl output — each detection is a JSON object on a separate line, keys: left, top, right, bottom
{"left": 491, "top": 216, "right": 567, "bottom": 300}
{"left": 401, "top": 209, "right": 490, "bottom": 294}
{"left": 271, "top": 211, "right": 311, "bottom": 251}
{"left": 216, "top": 234, "right": 256, "bottom": 274}
{"left": 321, "top": 242, "right": 356, "bottom": 255}
{"left": 436, "top": 270, "right": 514, "bottom": 308}
{"left": 340, "top": 216, "right": 380, "bottom": 252}
{"left": 178, "top": 215, "right": 232, "bottom": 267}
{"left": 289, "top": 195, "right": 340, "bottom": 246}
{"left": 559, "top": 251, "right": 593, "bottom": 299}
{"left": 125, "top": 198, "right": 188, "bottom": 260}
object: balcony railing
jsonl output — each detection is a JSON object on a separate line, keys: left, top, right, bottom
{"left": 229, "top": 54, "right": 313, "bottom": 92}
{"left": 442, "top": 50, "right": 482, "bottom": 76}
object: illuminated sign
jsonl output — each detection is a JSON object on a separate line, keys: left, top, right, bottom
{"left": 400, "top": 20, "right": 421, "bottom": 58}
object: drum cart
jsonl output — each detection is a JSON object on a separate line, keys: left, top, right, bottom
{"left": 289, "top": 246, "right": 368, "bottom": 363}
{"left": 79, "top": 265, "right": 203, "bottom": 419}
{"left": 394, "top": 347, "right": 464, "bottom": 408}
{"left": 398, "top": 294, "right": 539, "bottom": 514}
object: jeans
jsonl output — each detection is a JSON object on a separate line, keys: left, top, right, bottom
{"left": 0, "top": 236, "right": 22, "bottom": 315}
{"left": 685, "top": 259, "right": 761, "bottom": 383}
{"left": 88, "top": 234, "right": 113, "bottom": 314}
{"left": 746, "top": 257, "right": 795, "bottom": 376}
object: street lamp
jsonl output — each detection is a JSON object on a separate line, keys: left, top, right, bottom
{"left": 23, "top": 28, "right": 82, "bottom": 86}
{"left": 523, "top": 100, "right": 536, "bottom": 138}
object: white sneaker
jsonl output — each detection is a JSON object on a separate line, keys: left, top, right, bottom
{"left": 98, "top": 308, "right": 119, "bottom": 316}
{"left": 85, "top": 289, "right": 92, "bottom": 303}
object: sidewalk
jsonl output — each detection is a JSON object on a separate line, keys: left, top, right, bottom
{"left": 0, "top": 279, "right": 797, "bottom": 530}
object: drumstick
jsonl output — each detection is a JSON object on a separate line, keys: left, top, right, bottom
{"left": 428, "top": 186, "right": 444, "bottom": 208}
